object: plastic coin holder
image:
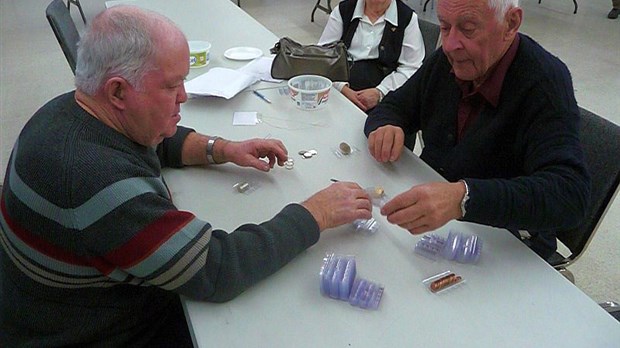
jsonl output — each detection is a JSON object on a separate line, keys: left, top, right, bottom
{"left": 332, "top": 142, "right": 359, "bottom": 158}
{"left": 414, "top": 230, "right": 482, "bottom": 264}
{"left": 319, "top": 254, "right": 384, "bottom": 310}
{"left": 350, "top": 186, "right": 387, "bottom": 234}
{"left": 348, "top": 278, "right": 384, "bottom": 310}
{"left": 413, "top": 234, "right": 446, "bottom": 261}
{"left": 352, "top": 218, "right": 379, "bottom": 234}
{"left": 339, "top": 142, "right": 352, "bottom": 155}
{"left": 232, "top": 181, "right": 258, "bottom": 194}
{"left": 365, "top": 186, "right": 388, "bottom": 208}
{"left": 320, "top": 254, "right": 356, "bottom": 300}
{"left": 422, "top": 270, "right": 465, "bottom": 294}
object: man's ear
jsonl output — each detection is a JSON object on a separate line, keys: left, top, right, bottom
{"left": 104, "top": 77, "right": 129, "bottom": 110}
{"left": 505, "top": 7, "right": 523, "bottom": 40}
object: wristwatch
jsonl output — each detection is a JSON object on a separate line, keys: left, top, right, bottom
{"left": 206, "top": 136, "right": 220, "bottom": 164}
{"left": 458, "top": 179, "right": 470, "bottom": 219}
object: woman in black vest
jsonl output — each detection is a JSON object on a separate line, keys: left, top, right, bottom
{"left": 318, "top": 0, "right": 425, "bottom": 111}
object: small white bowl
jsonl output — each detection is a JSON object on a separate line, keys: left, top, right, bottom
{"left": 288, "top": 75, "right": 332, "bottom": 111}
{"left": 188, "top": 41, "right": 211, "bottom": 68}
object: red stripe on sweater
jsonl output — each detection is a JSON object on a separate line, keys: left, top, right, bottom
{"left": 103, "top": 210, "right": 195, "bottom": 268}
{"left": 1, "top": 197, "right": 114, "bottom": 274}
{"left": 1, "top": 199, "right": 195, "bottom": 275}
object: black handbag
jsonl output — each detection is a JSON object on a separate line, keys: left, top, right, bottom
{"left": 270, "top": 37, "right": 350, "bottom": 81}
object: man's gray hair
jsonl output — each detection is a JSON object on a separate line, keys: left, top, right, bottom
{"left": 487, "top": 0, "right": 520, "bottom": 21}
{"left": 74, "top": 7, "right": 180, "bottom": 95}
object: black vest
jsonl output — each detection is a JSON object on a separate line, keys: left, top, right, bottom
{"left": 339, "top": 0, "right": 413, "bottom": 90}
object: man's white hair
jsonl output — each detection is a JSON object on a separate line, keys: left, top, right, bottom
{"left": 74, "top": 7, "right": 184, "bottom": 95}
{"left": 488, "top": 0, "right": 520, "bottom": 21}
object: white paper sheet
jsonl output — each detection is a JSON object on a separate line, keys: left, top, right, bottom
{"left": 184, "top": 67, "right": 259, "bottom": 99}
{"left": 238, "top": 56, "right": 282, "bottom": 83}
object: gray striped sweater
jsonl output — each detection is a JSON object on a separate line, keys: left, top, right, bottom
{"left": 0, "top": 91, "right": 319, "bottom": 347}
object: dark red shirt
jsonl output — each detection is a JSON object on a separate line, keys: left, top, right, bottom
{"left": 454, "top": 35, "right": 520, "bottom": 141}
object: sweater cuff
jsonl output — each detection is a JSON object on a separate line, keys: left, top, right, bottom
{"left": 281, "top": 203, "right": 321, "bottom": 246}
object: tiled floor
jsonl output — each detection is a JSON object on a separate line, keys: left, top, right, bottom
{"left": 1, "top": 0, "right": 618, "bottom": 303}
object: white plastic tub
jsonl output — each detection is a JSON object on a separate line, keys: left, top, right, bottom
{"left": 288, "top": 75, "right": 332, "bottom": 111}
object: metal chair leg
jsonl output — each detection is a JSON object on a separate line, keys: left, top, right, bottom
{"left": 600, "top": 301, "right": 620, "bottom": 312}
{"left": 538, "top": 0, "right": 577, "bottom": 14}
{"left": 557, "top": 267, "right": 575, "bottom": 283}
{"left": 67, "top": 0, "right": 87, "bottom": 24}
{"left": 423, "top": 0, "right": 432, "bottom": 12}
{"left": 311, "top": 0, "right": 332, "bottom": 22}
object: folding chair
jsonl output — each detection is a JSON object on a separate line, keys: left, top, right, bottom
{"left": 547, "top": 107, "right": 620, "bottom": 283}
{"left": 46, "top": 0, "right": 81, "bottom": 74}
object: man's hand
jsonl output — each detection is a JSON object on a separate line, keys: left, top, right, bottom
{"left": 341, "top": 85, "right": 367, "bottom": 111}
{"left": 216, "top": 138, "right": 288, "bottom": 172}
{"left": 380, "top": 182, "right": 465, "bottom": 235}
{"left": 367, "top": 125, "right": 405, "bottom": 162}
{"left": 301, "top": 182, "right": 372, "bottom": 232}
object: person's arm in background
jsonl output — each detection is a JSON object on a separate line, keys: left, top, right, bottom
{"left": 318, "top": 4, "right": 345, "bottom": 97}
{"left": 318, "top": 6, "right": 367, "bottom": 110}
{"left": 357, "top": 13, "right": 426, "bottom": 110}
{"left": 318, "top": 5, "right": 343, "bottom": 45}
{"left": 376, "top": 12, "right": 425, "bottom": 99}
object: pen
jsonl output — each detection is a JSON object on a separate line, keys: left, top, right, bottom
{"left": 252, "top": 90, "right": 272, "bottom": 104}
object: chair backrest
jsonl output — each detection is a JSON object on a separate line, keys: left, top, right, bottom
{"left": 417, "top": 17, "right": 440, "bottom": 63}
{"left": 46, "top": 0, "right": 80, "bottom": 74}
{"left": 554, "top": 107, "right": 620, "bottom": 265}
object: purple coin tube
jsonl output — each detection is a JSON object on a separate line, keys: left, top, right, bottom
{"left": 348, "top": 278, "right": 384, "bottom": 310}
{"left": 319, "top": 253, "right": 383, "bottom": 310}
{"left": 320, "top": 254, "right": 356, "bottom": 300}
{"left": 414, "top": 230, "right": 482, "bottom": 264}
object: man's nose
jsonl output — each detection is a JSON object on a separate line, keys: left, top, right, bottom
{"left": 442, "top": 28, "right": 464, "bottom": 53}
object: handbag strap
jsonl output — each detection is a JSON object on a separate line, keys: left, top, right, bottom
{"left": 339, "top": 0, "right": 358, "bottom": 49}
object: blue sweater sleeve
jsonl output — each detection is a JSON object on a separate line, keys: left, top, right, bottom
{"left": 156, "top": 125, "right": 195, "bottom": 168}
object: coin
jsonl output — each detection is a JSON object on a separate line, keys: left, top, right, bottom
{"left": 373, "top": 186, "right": 385, "bottom": 197}
{"left": 284, "top": 158, "right": 295, "bottom": 169}
{"left": 339, "top": 142, "right": 352, "bottom": 155}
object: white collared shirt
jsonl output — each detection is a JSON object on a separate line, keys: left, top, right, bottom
{"left": 318, "top": 0, "right": 425, "bottom": 94}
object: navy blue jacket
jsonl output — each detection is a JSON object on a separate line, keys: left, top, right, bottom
{"left": 365, "top": 34, "right": 591, "bottom": 259}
